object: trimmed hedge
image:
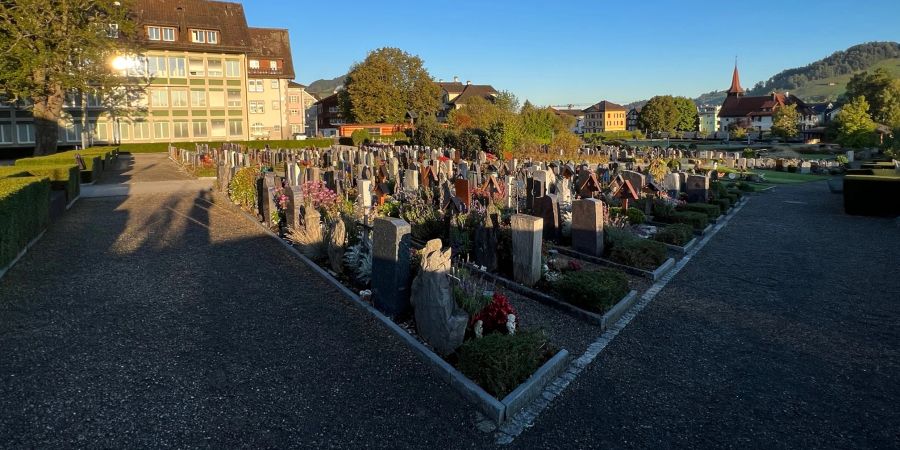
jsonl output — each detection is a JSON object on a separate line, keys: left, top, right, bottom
{"left": 0, "top": 165, "right": 80, "bottom": 202}
{"left": 118, "top": 139, "right": 335, "bottom": 153}
{"left": 16, "top": 154, "right": 102, "bottom": 183}
{"left": 652, "top": 223, "right": 694, "bottom": 246}
{"left": 456, "top": 330, "right": 551, "bottom": 397}
{"left": 608, "top": 238, "right": 668, "bottom": 270}
{"left": 0, "top": 176, "right": 51, "bottom": 268}
{"left": 552, "top": 269, "right": 629, "bottom": 313}
{"left": 677, "top": 203, "right": 720, "bottom": 220}
{"left": 669, "top": 210, "right": 709, "bottom": 230}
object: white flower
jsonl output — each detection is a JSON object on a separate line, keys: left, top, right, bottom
{"left": 506, "top": 314, "right": 516, "bottom": 335}
{"left": 474, "top": 320, "right": 484, "bottom": 339}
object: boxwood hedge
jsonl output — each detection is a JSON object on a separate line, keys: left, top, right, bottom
{"left": 0, "top": 176, "right": 50, "bottom": 269}
{"left": 0, "top": 165, "right": 79, "bottom": 202}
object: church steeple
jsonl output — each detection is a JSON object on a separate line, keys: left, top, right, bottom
{"left": 727, "top": 61, "right": 744, "bottom": 97}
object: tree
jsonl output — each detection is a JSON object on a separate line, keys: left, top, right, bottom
{"left": 411, "top": 114, "right": 449, "bottom": 148}
{"left": 0, "top": 0, "right": 139, "bottom": 155}
{"left": 836, "top": 96, "right": 877, "bottom": 148}
{"left": 339, "top": 47, "right": 441, "bottom": 123}
{"left": 495, "top": 90, "right": 520, "bottom": 114}
{"left": 845, "top": 68, "right": 900, "bottom": 127}
{"left": 448, "top": 96, "right": 508, "bottom": 131}
{"left": 771, "top": 104, "right": 800, "bottom": 139}
{"left": 638, "top": 96, "right": 679, "bottom": 133}
{"left": 673, "top": 96, "right": 698, "bottom": 131}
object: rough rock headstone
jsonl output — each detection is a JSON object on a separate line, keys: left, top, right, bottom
{"left": 410, "top": 239, "right": 467, "bottom": 356}
{"left": 328, "top": 219, "right": 346, "bottom": 274}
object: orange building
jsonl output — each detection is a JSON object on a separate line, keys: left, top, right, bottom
{"left": 582, "top": 100, "right": 627, "bottom": 133}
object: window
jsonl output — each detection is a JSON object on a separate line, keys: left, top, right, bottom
{"left": 192, "top": 120, "right": 208, "bottom": 137}
{"left": 269, "top": 60, "right": 278, "bottom": 71}
{"left": 209, "top": 90, "right": 225, "bottom": 108}
{"left": 173, "top": 121, "right": 189, "bottom": 138}
{"left": 154, "top": 122, "right": 169, "bottom": 139}
{"left": 87, "top": 94, "right": 101, "bottom": 107}
{"left": 207, "top": 59, "right": 222, "bottom": 77}
{"left": 291, "top": 124, "right": 302, "bottom": 134}
{"left": 225, "top": 60, "right": 240, "bottom": 77}
{"left": 211, "top": 119, "right": 226, "bottom": 137}
{"left": 168, "top": 57, "right": 186, "bottom": 77}
{"left": 190, "top": 89, "right": 206, "bottom": 107}
{"left": 171, "top": 89, "right": 188, "bottom": 107}
{"left": 162, "top": 27, "right": 176, "bottom": 41}
{"left": 251, "top": 122, "right": 265, "bottom": 136}
{"left": 249, "top": 59, "right": 260, "bottom": 69}
{"left": 189, "top": 58, "right": 204, "bottom": 77}
{"left": 289, "top": 95, "right": 299, "bottom": 104}
{"left": 248, "top": 79, "right": 263, "bottom": 92}
{"left": 228, "top": 120, "right": 243, "bottom": 136}
{"left": 134, "top": 121, "right": 150, "bottom": 140}
{"left": 107, "top": 23, "right": 119, "bottom": 38}
{"left": 227, "top": 89, "right": 241, "bottom": 107}
{"left": 289, "top": 108, "right": 300, "bottom": 117}
{"left": 149, "top": 56, "right": 168, "bottom": 77}
{"left": 16, "top": 123, "right": 35, "bottom": 143}
{"left": 118, "top": 122, "right": 130, "bottom": 140}
{"left": 191, "top": 29, "right": 206, "bottom": 43}
{"left": 249, "top": 100, "right": 264, "bottom": 114}
{"left": 150, "top": 89, "right": 168, "bottom": 107}
{"left": 206, "top": 31, "right": 218, "bottom": 44}
{"left": 147, "top": 26, "right": 161, "bottom": 41}
{"left": 272, "top": 100, "right": 280, "bottom": 110}
{"left": 270, "top": 79, "right": 279, "bottom": 89}
{"left": 94, "top": 121, "right": 108, "bottom": 141}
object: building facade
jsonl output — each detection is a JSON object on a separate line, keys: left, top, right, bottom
{"left": 698, "top": 105, "right": 721, "bottom": 135}
{"left": 626, "top": 108, "right": 640, "bottom": 131}
{"left": 286, "top": 82, "right": 318, "bottom": 137}
{"left": 718, "top": 65, "right": 813, "bottom": 133}
{"left": 550, "top": 108, "right": 585, "bottom": 135}
{"left": 0, "top": 0, "right": 296, "bottom": 149}
{"left": 313, "top": 93, "right": 343, "bottom": 137}
{"left": 582, "top": 101, "right": 627, "bottom": 134}
{"left": 437, "top": 79, "right": 498, "bottom": 122}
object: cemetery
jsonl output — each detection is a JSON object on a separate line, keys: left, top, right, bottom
{"left": 161, "top": 140, "right": 762, "bottom": 421}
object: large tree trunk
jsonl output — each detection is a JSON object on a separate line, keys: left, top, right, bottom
{"left": 32, "top": 84, "right": 65, "bottom": 156}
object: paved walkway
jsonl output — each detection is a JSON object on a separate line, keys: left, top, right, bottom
{"left": 1, "top": 157, "right": 898, "bottom": 448}
{"left": 82, "top": 154, "right": 212, "bottom": 198}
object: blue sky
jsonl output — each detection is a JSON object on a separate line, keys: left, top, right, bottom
{"left": 245, "top": 0, "right": 900, "bottom": 106}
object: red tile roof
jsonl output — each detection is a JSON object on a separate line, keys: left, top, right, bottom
{"left": 583, "top": 100, "right": 626, "bottom": 113}
{"left": 719, "top": 93, "right": 812, "bottom": 118}
{"left": 134, "top": 0, "right": 252, "bottom": 53}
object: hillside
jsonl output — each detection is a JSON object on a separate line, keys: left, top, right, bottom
{"left": 693, "top": 42, "right": 900, "bottom": 106}
{"left": 306, "top": 75, "right": 346, "bottom": 99}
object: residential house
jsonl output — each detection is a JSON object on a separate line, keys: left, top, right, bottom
{"left": 582, "top": 101, "right": 627, "bottom": 134}
{"left": 286, "top": 81, "right": 318, "bottom": 137}
{"left": 246, "top": 27, "right": 295, "bottom": 140}
{"left": 437, "top": 78, "right": 498, "bottom": 121}
{"left": 314, "top": 93, "right": 344, "bottom": 137}
{"left": 626, "top": 108, "right": 640, "bottom": 131}
{"left": 697, "top": 105, "right": 721, "bottom": 135}
{"left": 550, "top": 107, "right": 585, "bottom": 134}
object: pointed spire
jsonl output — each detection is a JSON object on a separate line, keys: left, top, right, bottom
{"left": 728, "top": 59, "right": 744, "bottom": 96}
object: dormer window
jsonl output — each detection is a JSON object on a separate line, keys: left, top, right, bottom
{"left": 249, "top": 59, "right": 260, "bottom": 69}
{"left": 148, "top": 26, "right": 176, "bottom": 42}
{"left": 148, "top": 26, "right": 161, "bottom": 41}
{"left": 190, "top": 29, "right": 219, "bottom": 44}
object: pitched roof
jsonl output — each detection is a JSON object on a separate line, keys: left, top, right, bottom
{"left": 727, "top": 64, "right": 744, "bottom": 95}
{"left": 288, "top": 81, "right": 306, "bottom": 89}
{"left": 449, "top": 84, "right": 498, "bottom": 105}
{"left": 583, "top": 100, "right": 626, "bottom": 113}
{"left": 719, "top": 93, "right": 813, "bottom": 118}
{"left": 134, "top": 0, "right": 252, "bottom": 53}
{"left": 437, "top": 81, "right": 466, "bottom": 94}
{"left": 551, "top": 108, "right": 584, "bottom": 117}
{"left": 247, "top": 27, "right": 295, "bottom": 79}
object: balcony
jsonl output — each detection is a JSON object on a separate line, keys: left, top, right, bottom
{"left": 248, "top": 67, "right": 285, "bottom": 76}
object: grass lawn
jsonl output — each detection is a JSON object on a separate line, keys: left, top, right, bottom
{"left": 755, "top": 170, "right": 830, "bottom": 184}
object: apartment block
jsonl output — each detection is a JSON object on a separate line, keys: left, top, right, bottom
{"left": 582, "top": 100, "right": 627, "bottom": 134}
{"left": 0, "top": 0, "right": 296, "bottom": 149}
{"left": 286, "top": 82, "right": 318, "bottom": 137}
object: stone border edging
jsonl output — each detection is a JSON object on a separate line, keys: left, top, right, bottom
{"left": 663, "top": 237, "right": 697, "bottom": 254}
{"left": 222, "top": 198, "right": 568, "bottom": 424}
{"left": 600, "top": 290, "right": 639, "bottom": 329}
{"left": 552, "top": 246, "right": 676, "bottom": 281}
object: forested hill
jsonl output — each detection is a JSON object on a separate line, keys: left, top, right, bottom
{"left": 691, "top": 41, "right": 900, "bottom": 105}
{"left": 306, "top": 75, "right": 346, "bottom": 100}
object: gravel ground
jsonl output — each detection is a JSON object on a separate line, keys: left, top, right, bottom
{"left": 0, "top": 156, "right": 493, "bottom": 448}
{"left": 514, "top": 181, "right": 900, "bottom": 449}
{"left": 98, "top": 153, "right": 194, "bottom": 184}
{"left": 501, "top": 288, "right": 602, "bottom": 358}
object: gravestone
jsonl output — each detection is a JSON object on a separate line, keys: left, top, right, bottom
{"left": 410, "top": 239, "right": 467, "bottom": 356}
{"left": 454, "top": 178, "right": 473, "bottom": 208}
{"left": 511, "top": 214, "right": 543, "bottom": 287}
{"left": 685, "top": 174, "right": 709, "bottom": 203}
{"left": 358, "top": 179, "right": 372, "bottom": 208}
{"left": 372, "top": 217, "right": 412, "bottom": 316}
{"left": 620, "top": 170, "right": 646, "bottom": 191}
{"left": 533, "top": 193, "right": 560, "bottom": 241}
{"left": 571, "top": 199, "right": 605, "bottom": 257}
{"left": 284, "top": 184, "right": 303, "bottom": 229}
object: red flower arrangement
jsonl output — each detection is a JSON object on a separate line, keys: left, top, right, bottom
{"left": 474, "top": 292, "right": 517, "bottom": 334}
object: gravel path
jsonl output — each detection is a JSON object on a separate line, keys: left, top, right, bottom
{"left": 0, "top": 156, "right": 491, "bottom": 448}
{"left": 514, "top": 181, "right": 900, "bottom": 448}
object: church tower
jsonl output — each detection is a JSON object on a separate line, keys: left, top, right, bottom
{"left": 727, "top": 63, "right": 745, "bottom": 98}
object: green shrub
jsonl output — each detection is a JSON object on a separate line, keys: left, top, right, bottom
{"left": 15, "top": 154, "right": 101, "bottom": 183}
{"left": 351, "top": 129, "right": 371, "bottom": 147}
{"left": 0, "top": 165, "right": 80, "bottom": 202}
{"left": 608, "top": 238, "right": 668, "bottom": 270}
{"left": 652, "top": 223, "right": 694, "bottom": 246}
{"left": 609, "top": 206, "right": 646, "bottom": 224}
{"left": 0, "top": 177, "right": 50, "bottom": 268}
{"left": 603, "top": 226, "right": 634, "bottom": 253}
{"left": 456, "top": 331, "right": 551, "bottom": 397}
{"left": 228, "top": 167, "right": 258, "bottom": 210}
{"left": 677, "top": 203, "right": 720, "bottom": 220}
{"left": 552, "top": 269, "right": 629, "bottom": 313}
{"left": 713, "top": 198, "right": 730, "bottom": 214}
{"left": 669, "top": 210, "right": 708, "bottom": 230}
{"left": 453, "top": 286, "right": 491, "bottom": 316}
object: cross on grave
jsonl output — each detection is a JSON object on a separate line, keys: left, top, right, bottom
{"left": 614, "top": 179, "right": 640, "bottom": 211}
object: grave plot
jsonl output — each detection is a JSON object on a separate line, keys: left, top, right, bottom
{"left": 165, "top": 139, "right": 752, "bottom": 423}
